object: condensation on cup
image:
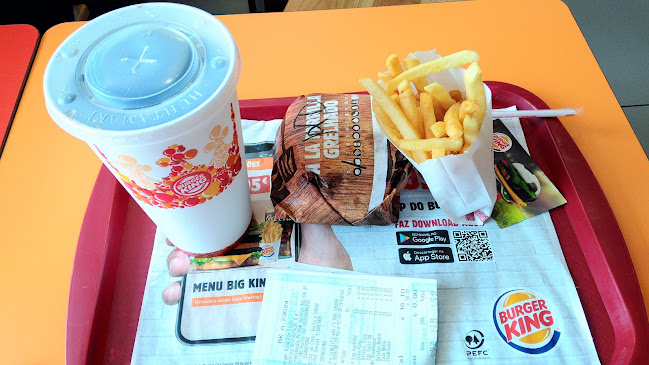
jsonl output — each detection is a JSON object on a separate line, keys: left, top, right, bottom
{"left": 43, "top": 3, "right": 252, "bottom": 255}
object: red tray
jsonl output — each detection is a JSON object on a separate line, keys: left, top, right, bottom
{"left": 0, "top": 24, "right": 39, "bottom": 157}
{"left": 66, "top": 82, "right": 649, "bottom": 364}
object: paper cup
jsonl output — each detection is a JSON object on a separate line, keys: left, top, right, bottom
{"left": 43, "top": 3, "right": 252, "bottom": 255}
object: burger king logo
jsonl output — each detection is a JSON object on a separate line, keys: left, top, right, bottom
{"left": 493, "top": 289, "right": 561, "bottom": 354}
{"left": 261, "top": 244, "right": 275, "bottom": 257}
{"left": 172, "top": 171, "right": 212, "bottom": 197}
{"left": 493, "top": 132, "right": 512, "bottom": 152}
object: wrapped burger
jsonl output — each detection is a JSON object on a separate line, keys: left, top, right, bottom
{"left": 270, "top": 93, "right": 412, "bottom": 225}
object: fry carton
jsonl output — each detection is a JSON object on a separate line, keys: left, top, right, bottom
{"left": 368, "top": 50, "right": 496, "bottom": 224}
{"left": 413, "top": 50, "right": 495, "bottom": 223}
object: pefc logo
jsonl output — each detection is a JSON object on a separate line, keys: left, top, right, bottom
{"left": 493, "top": 290, "right": 561, "bottom": 354}
{"left": 493, "top": 132, "right": 512, "bottom": 152}
{"left": 172, "top": 171, "right": 212, "bottom": 197}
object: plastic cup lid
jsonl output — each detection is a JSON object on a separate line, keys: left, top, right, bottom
{"left": 83, "top": 23, "right": 201, "bottom": 109}
{"left": 44, "top": 3, "right": 240, "bottom": 142}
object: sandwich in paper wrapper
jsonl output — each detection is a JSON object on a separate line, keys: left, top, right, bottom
{"left": 378, "top": 50, "right": 496, "bottom": 224}
{"left": 270, "top": 92, "right": 413, "bottom": 226}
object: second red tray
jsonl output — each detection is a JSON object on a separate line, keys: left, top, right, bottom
{"left": 66, "top": 82, "right": 649, "bottom": 364}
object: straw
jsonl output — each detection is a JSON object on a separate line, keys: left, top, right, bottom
{"left": 492, "top": 108, "right": 582, "bottom": 119}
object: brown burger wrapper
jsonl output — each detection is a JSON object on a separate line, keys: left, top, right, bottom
{"left": 271, "top": 93, "right": 412, "bottom": 225}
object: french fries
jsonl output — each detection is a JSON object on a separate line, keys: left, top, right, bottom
{"left": 463, "top": 62, "right": 486, "bottom": 146}
{"left": 399, "top": 137, "right": 464, "bottom": 152}
{"left": 431, "top": 147, "right": 446, "bottom": 159}
{"left": 386, "top": 54, "right": 403, "bottom": 78}
{"left": 359, "top": 78, "right": 429, "bottom": 163}
{"left": 261, "top": 220, "right": 283, "bottom": 243}
{"left": 403, "top": 58, "right": 428, "bottom": 95}
{"left": 378, "top": 72, "right": 392, "bottom": 83}
{"left": 372, "top": 102, "right": 403, "bottom": 142}
{"left": 384, "top": 50, "right": 479, "bottom": 94}
{"left": 430, "top": 122, "right": 447, "bottom": 138}
{"left": 449, "top": 89, "right": 463, "bottom": 102}
{"left": 360, "top": 51, "right": 487, "bottom": 165}
{"left": 419, "top": 92, "right": 436, "bottom": 139}
{"left": 424, "top": 83, "right": 455, "bottom": 110}
{"left": 399, "top": 87, "right": 424, "bottom": 138}
{"left": 359, "top": 78, "right": 419, "bottom": 139}
{"left": 459, "top": 99, "right": 479, "bottom": 120}
{"left": 444, "top": 102, "right": 463, "bottom": 139}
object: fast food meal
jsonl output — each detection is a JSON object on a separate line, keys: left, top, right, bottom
{"left": 359, "top": 50, "right": 487, "bottom": 164}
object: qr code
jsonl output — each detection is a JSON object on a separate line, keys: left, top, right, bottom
{"left": 453, "top": 231, "right": 493, "bottom": 261}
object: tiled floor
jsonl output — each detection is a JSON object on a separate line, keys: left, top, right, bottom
{"left": 562, "top": 0, "right": 649, "bottom": 156}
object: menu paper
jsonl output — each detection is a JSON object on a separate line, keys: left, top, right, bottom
{"left": 252, "top": 270, "right": 438, "bottom": 365}
{"left": 178, "top": 267, "right": 268, "bottom": 344}
{"left": 131, "top": 114, "right": 599, "bottom": 365}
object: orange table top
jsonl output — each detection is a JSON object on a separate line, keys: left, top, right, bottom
{"left": 2, "top": 0, "right": 648, "bottom": 362}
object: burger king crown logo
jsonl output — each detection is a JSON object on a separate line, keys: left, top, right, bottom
{"left": 493, "top": 132, "right": 512, "bottom": 152}
{"left": 492, "top": 289, "right": 561, "bottom": 354}
{"left": 96, "top": 104, "right": 243, "bottom": 209}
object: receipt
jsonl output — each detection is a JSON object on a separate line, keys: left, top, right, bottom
{"left": 252, "top": 269, "right": 438, "bottom": 365}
